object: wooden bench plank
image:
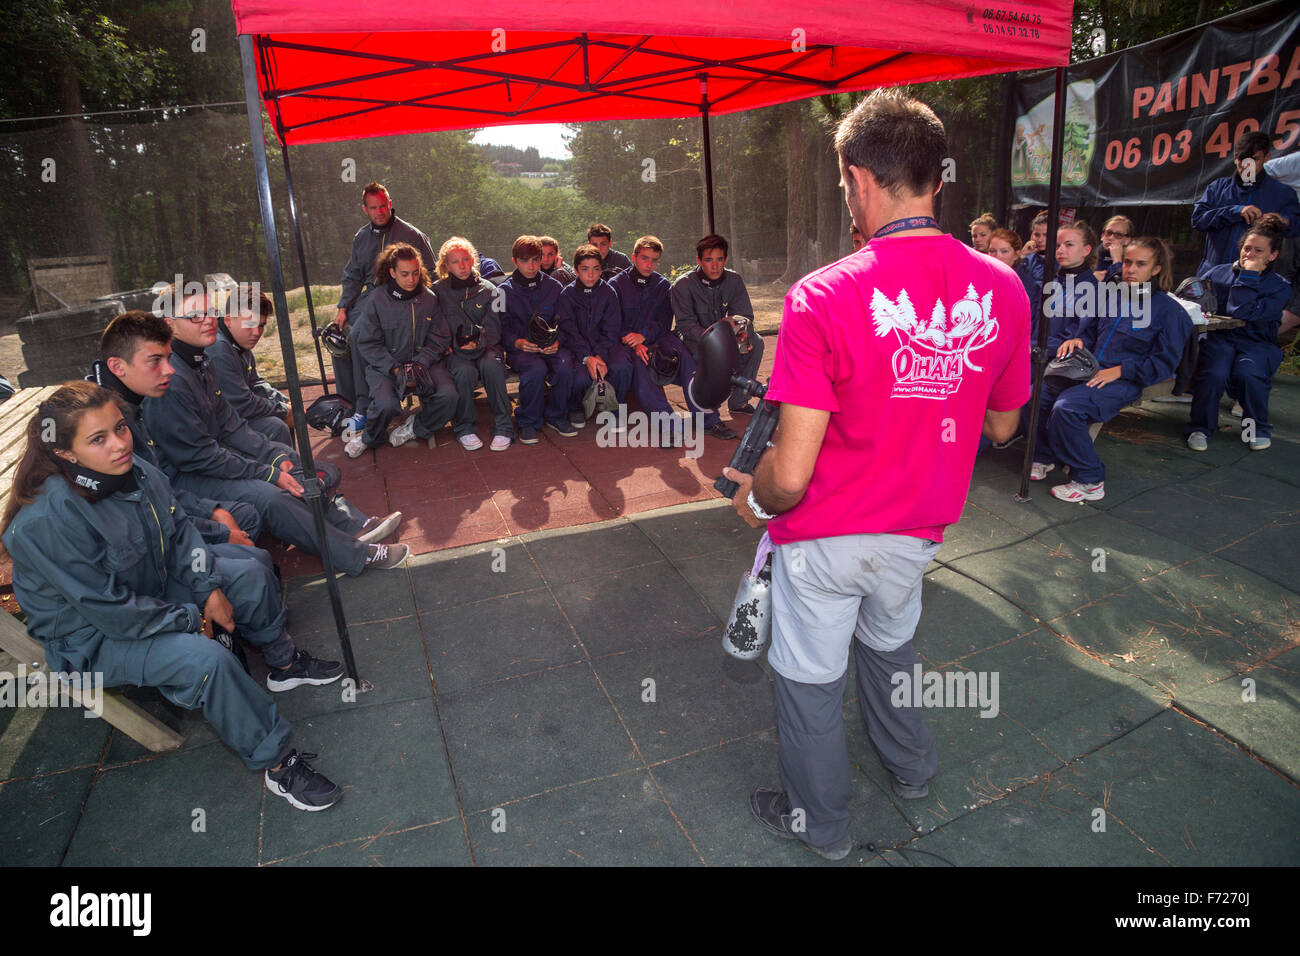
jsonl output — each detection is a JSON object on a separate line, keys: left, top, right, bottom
{"left": 0, "top": 612, "right": 183, "bottom": 753}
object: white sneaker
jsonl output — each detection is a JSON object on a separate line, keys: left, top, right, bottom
{"left": 389, "top": 417, "right": 417, "bottom": 448}
{"left": 357, "top": 511, "right": 402, "bottom": 544}
{"left": 458, "top": 433, "right": 484, "bottom": 451}
{"left": 344, "top": 436, "right": 367, "bottom": 459}
{"left": 1186, "top": 432, "right": 1208, "bottom": 452}
{"left": 1029, "top": 462, "right": 1055, "bottom": 481}
{"left": 489, "top": 434, "right": 512, "bottom": 452}
{"left": 1250, "top": 436, "right": 1271, "bottom": 451}
{"left": 1231, "top": 402, "right": 1244, "bottom": 418}
{"left": 1051, "top": 480, "right": 1105, "bottom": 503}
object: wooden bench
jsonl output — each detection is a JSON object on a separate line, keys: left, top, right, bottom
{"left": 0, "top": 612, "right": 183, "bottom": 752}
{"left": 1087, "top": 380, "right": 1174, "bottom": 441}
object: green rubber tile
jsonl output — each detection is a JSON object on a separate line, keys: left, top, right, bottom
{"left": 1053, "top": 710, "right": 1300, "bottom": 865}
{"left": 437, "top": 663, "right": 640, "bottom": 812}
{"left": 1182, "top": 464, "right": 1300, "bottom": 513}
{"left": 466, "top": 771, "right": 702, "bottom": 866}
{"left": 1236, "top": 434, "right": 1300, "bottom": 487}
{"left": 284, "top": 565, "right": 417, "bottom": 635}
{"left": 671, "top": 545, "right": 755, "bottom": 624}
{"left": 590, "top": 637, "right": 773, "bottom": 764}
{"left": 1046, "top": 585, "right": 1246, "bottom": 697}
{"left": 407, "top": 539, "right": 543, "bottom": 615}
{"left": 1107, "top": 479, "right": 1283, "bottom": 554}
{"left": 899, "top": 773, "right": 1165, "bottom": 865}
{"left": 936, "top": 500, "right": 1028, "bottom": 563}
{"left": 632, "top": 500, "right": 765, "bottom": 561}
{"left": 1177, "top": 647, "right": 1300, "bottom": 780}
{"left": 521, "top": 522, "right": 663, "bottom": 585}
{"left": 64, "top": 746, "right": 262, "bottom": 866}
{"left": 649, "top": 731, "right": 916, "bottom": 865}
{"left": 268, "top": 617, "right": 434, "bottom": 723}
{"left": 0, "top": 767, "right": 95, "bottom": 865}
{"left": 1138, "top": 554, "right": 1300, "bottom": 663}
{"left": 101, "top": 691, "right": 220, "bottom": 767}
{"left": 420, "top": 588, "right": 584, "bottom": 694}
{"left": 950, "top": 510, "right": 1201, "bottom": 626}
{"left": 913, "top": 568, "right": 1041, "bottom": 667}
{"left": 259, "top": 698, "right": 460, "bottom": 863}
{"left": 551, "top": 563, "right": 720, "bottom": 658}
{"left": 0, "top": 695, "right": 110, "bottom": 781}
{"left": 954, "top": 629, "right": 1165, "bottom": 763}
{"left": 845, "top": 682, "right": 1063, "bottom": 833}
{"left": 268, "top": 818, "right": 471, "bottom": 866}
{"left": 964, "top": 476, "right": 1076, "bottom": 536}
{"left": 1216, "top": 520, "right": 1300, "bottom": 591}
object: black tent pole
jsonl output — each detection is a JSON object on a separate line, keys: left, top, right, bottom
{"left": 280, "top": 141, "right": 331, "bottom": 393}
{"left": 1017, "top": 65, "right": 1068, "bottom": 501}
{"left": 239, "top": 33, "right": 364, "bottom": 687}
{"left": 699, "top": 74, "right": 716, "bottom": 235}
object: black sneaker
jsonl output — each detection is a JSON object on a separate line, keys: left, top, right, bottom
{"left": 266, "top": 648, "right": 345, "bottom": 692}
{"left": 890, "top": 774, "right": 930, "bottom": 799}
{"left": 748, "top": 787, "right": 853, "bottom": 861}
{"left": 729, "top": 403, "right": 757, "bottom": 415}
{"left": 547, "top": 420, "right": 579, "bottom": 437}
{"left": 518, "top": 427, "right": 540, "bottom": 445}
{"left": 706, "top": 422, "right": 738, "bottom": 440}
{"left": 265, "top": 751, "right": 342, "bottom": 811}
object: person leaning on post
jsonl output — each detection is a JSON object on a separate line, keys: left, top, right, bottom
{"left": 725, "top": 89, "right": 1030, "bottom": 861}
{"left": 1, "top": 381, "right": 347, "bottom": 811}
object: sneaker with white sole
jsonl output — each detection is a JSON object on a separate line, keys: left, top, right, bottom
{"left": 1250, "top": 436, "right": 1271, "bottom": 451}
{"left": 1030, "top": 462, "right": 1055, "bottom": 481}
{"left": 1051, "top": 480, "right": 1105, "bottom": 502}
{"left": 265, "top": 750, "right": 341, "bottom": 811}
{"left": 1231, "top": 402, "right": 1244, "bottom": 418}
{"left": 547, "top": 420, "right": 578, "bottom": 437}
{"left": 489, "top": 434, "right": 512, "bottom": 452}
{"left": 569, "top": 413, "right": 587, "bottom": 428}
{"left": 518, "top": 427, "right": 540, "bottom": 445}
{"left": 365, "top": 542, "right": 409, "bottom": 569}
{"left": 342, "top": 413, "right": 367, "bottom": 434}
{"left": 344, "top": 436, "right": 367, "bottom": 459}
{"left": 266, "top": 648, "right": 344, "bottom": 692}
{"left": 1186, "top": 432, "right": 1208, "bottom": 452}
{"left": 357, "top": 511, "right": 402, "bottom": 544}
{"left": 458, "top": 433, "right": 484, "bottom": 451}
{"left": 389, "top": 417, "right": 417, "bottom": 447}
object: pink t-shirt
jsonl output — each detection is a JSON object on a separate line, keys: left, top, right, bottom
{"left": 765, "top": 234, "right": 1031, "bottom": 545}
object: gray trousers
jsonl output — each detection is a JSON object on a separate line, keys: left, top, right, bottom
{"left": 446, "top": 350, "right": 514, "bottom": 438}
{"left": 89, "top": 550, "right": 295, "bottom": 770}
{"left": 248, "top": 413, "right": 293, "bottom": 449}
{"left": 769, "top": 533, "right": 939, "bottom": 848}
{"left": 363, "top": 364, "right": 458, "bottom": 445}
{"left": 176, "top": 473, "right": 369, "bottom": 576}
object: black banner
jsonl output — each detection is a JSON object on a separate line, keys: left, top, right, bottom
{"left": 1011, "top": 0, "right": 1300, "bottom": 206}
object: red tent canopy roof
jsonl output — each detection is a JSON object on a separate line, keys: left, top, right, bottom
{"left": 232, "top": 0, "right": 1074, "bottom": 145}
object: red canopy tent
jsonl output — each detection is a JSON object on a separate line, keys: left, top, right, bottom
{"left": 230, "top": 0, "right": 1075, "bottom": 680}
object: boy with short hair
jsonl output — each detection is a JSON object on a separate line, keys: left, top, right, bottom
{"left": 557, "top": 243, "right": 631, "bottom": 413}
{"left": 539, "top": 236, "right": 577, "bottom": 287}
{"left": 587, "top": 223, "right": 633, "bottom": 278}
{"left": 209, "top": 290, "right": 293, "bottom": 447}
{"left": 501, "top": 235, "right": 580, "bottom": 440}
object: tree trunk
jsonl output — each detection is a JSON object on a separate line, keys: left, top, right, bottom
{"left": 56, "top": 56, "right": 112, "bottom": 266}
{"left": 779, "top": 102, "right": 815, "bottom": 285}
{"left": 816, "top": 137, "right": 842, "bottom": 266}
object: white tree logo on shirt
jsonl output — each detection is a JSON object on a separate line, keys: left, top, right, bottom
{"left": 871, "top": 284, "right": 1000, "bottom": 399}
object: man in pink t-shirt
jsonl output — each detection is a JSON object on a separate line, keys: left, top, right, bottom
{"left": 725, "top": 91, "right": 1030, "bottom": 861}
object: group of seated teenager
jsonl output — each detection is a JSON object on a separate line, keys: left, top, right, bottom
{"left": 337, "top": 229, "right": 763, "bottom": 458}
{"left": 959, "top": 135, "right": 1298, "bottom": 502}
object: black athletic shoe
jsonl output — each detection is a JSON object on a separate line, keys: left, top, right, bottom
{"left": 266, "top": 648, "right": 344, "bottom": 692}
{"left": 890, "top": 774, "right": 930, "bottom": 799}
{"left": 706, "top": 422, "right": 738, "bottom": 440}
{"left": 265, "top": 751, "right": 342, "bottom": 811}
{"left": 748, "top": 787, "right": 852, "bottom": 861}
{"left": 729, "top": 403, "right": 757, "bottom": 415}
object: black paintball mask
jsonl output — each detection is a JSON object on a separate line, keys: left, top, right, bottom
{"left": 646, "top": 345, "right": 681, "bottom": 386}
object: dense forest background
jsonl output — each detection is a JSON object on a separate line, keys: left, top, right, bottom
{"left": 0, "top": 0, "right": 1264, "bottom": 308}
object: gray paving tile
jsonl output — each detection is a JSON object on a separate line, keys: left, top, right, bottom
{"left": 591, "top": 638, "right": 772, "bottom": 764}
{"left": 914, "top": 567, "right": 1041, "bottom": 668}
{"left": 467, "top": 772, "right": 701, "bottom": 866}
{"left": 1054, "top": 709, "right": 1300, "bottom": 865}
{"left": 0, "top": 767, "right": 95, "bottom": 866}
{"left": 407, "top": 539, "right": 544, "bottom": 615}
{"left": 438, "top": 663, "right": 640, "bottom": 812}
{"left": 269, "top": 818, "right": 471, "bottom": 866}
{"left": 421, "top": 588, "right": 584, "bottom": 694}
{"left": 521, "top": 522, "right": 662, "bottom": 584}
{"left": 671, "top": 545, "right": 755, "bottom": 623}
{"left": 65, "top": 745, "right": 261, "bottom": 866}
{"left": 633, "top": 500, "right": 765, "bottom": 561}
{"left": 0, "top": 694, "right": 110, "bottom": 781}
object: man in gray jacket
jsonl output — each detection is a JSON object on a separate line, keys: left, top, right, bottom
{"left": 333, "top": 182, "right": 438, "bottom": 432}
{"left": 209, "top": 291, "right": 293, "bottom": 446}
{"left": 670, "top": 233, "right": 764, "bottom": 415}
